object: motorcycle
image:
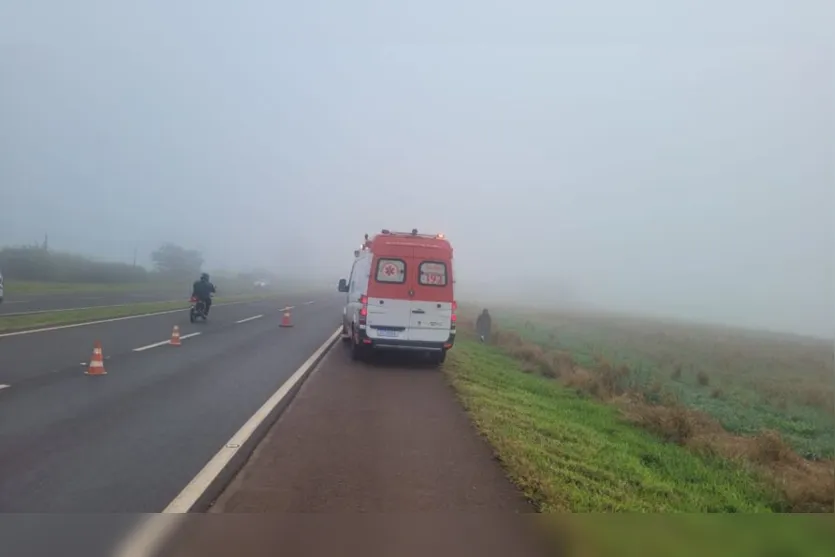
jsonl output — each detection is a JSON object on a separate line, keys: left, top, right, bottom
{"left": 189, "top": 295, "right": 210, "bottom": 323}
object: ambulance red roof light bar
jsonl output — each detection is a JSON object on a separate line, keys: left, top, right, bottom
{"left": 377, "top": 229, "right": 449, "bottom": 241}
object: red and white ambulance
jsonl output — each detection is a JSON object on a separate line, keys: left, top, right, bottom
{"left": 338, "top": 229, "right": 457, "bottom": 364}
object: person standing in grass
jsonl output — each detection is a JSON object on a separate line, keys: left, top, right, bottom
{"left": 476, "top": 308, "right": 492, "bottom": 343}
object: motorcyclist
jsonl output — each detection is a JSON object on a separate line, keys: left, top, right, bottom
{"left": 192, "top": 272, "right": 217, "bottom": 316}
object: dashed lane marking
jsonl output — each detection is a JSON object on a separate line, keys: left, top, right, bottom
{"left": 133, "top": 332, "right": 202, "bottom": 352}
{"left": 235, "top": 314, "right": 264, "bottom": 324}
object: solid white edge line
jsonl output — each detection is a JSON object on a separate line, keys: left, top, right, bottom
{"left": 235, "top": 314, "right": 264, "bottom": 324}
{"left": 163, "top": 326, "right": 340, "bottom": 512}
{"left": 0, "top": 299, "right": 279, "bottom": 339}
{"left": 112, "top": 327, "right": 341, "bottom": 557}
{"left": 132, "top": 332, "right": 202, "bottom": 352}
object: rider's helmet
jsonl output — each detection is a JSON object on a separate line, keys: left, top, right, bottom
{"left": 200, "top": 272, "right": 210, "bottom": 282}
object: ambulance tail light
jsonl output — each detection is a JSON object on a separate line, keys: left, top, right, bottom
{"left": 359, "top": 295, "right": 368, "bottom": 325}
{"left": 451, "top": 300, "right": 457, "bottom": 330}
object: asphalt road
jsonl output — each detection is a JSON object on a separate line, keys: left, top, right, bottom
{"left": 0, "top": 291, "right": 340, "bottom": 556}
{"left": 0, "top": 289, "right": 191, "bottom": 315}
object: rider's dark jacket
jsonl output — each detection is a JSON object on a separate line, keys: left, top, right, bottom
{"left": 192, "top": 279, "right": 216, "bottom": 300}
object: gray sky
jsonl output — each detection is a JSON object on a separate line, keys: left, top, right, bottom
{"left": 1, "top": 1, "right": 832, "bottom": 337}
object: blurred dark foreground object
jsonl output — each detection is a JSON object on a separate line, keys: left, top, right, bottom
{"left": 539, "top": 514, "right": 835, "bottom": 557}
{"left": 152, "top": 513, "right": 835, "bottom": 557}
{"left": 158, "top": 514, "right": 551, "bottom": 557}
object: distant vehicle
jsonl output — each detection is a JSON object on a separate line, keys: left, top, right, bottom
{"left": 254, "top": 280, "right": 268, "bottom": 288}
{"left": 338, "top": 229, "right": 457, "bottom": 365}
{"left": 0, "top": 269, "right": 4, "bottom": 304}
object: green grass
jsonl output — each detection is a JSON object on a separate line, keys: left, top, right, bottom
{"left": 5, "top": 279, "right": 273, "bottom": 296}
{"left": 0, "top": 294, "right": 279, "bottom": 332}
{"left": 6, "top": 280, "right": 165, "bottom": 295}
{"left": 445, "top": 340, "right": 780, "bottom": 513}
{"left": 495, "top": 312, "right": 835, "bottom": 460}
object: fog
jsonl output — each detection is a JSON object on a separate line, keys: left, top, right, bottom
{"left": 0, "top": 1, "right": 832, "bottom": 338}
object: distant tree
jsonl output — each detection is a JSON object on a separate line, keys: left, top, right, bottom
{"left": 151, "top": 243, "right": 204, "bottom": 278}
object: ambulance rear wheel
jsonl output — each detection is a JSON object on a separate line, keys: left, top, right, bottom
{"left": 428, "top": 350, "right": 446, "bottom": 366}
{"left": 350, "top": 327, "right": 367, "bottom": 361}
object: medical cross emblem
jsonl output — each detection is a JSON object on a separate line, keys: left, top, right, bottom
{"left": 383, "top": 264, "right": 397, "bottom": 277}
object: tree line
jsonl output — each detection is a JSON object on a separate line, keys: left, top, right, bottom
{"left": 0, "top": 242, "right": 206, "bottom": 284}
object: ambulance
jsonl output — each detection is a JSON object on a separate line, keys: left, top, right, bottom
{"left": 338, "top": 229, "right": 457, "bottom": 364}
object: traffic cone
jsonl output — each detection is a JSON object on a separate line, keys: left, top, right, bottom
{"left": 86, "top": 341, "right": 107, "bottom": 375}
{"left": 280, "top": 309, "right": 293, "bottom": 328}
{"left": 170, "top": 325, "right": 182, "bottom": 346}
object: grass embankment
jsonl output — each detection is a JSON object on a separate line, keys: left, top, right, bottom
{"left": 449, "top": 308, "right": 833, "bottom": 513}
{"left": 0, "top": 294, "right": 279, "bottom": 333}
{"left": 7, "top": 281, "right": 163, "bottom": 295}
{"left": 447, "top": 341, "right": 777, "bottom": 512}
{"left": 498, "top": 310, "right": 835, "bottom": 460}
{"left": 6, "top": 279, "right": 267, "bottom": 296}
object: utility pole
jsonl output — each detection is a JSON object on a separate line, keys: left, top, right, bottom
{"left": 43, "top": 233, "right": 49, "bottom": 251}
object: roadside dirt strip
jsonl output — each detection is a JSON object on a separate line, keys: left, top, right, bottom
{"left": 160, "top": 345, "right": 551, "bottom": 557}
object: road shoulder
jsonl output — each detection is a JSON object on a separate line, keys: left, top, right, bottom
{"left": 163, "top": 345, "right": 548, "bottom": 557}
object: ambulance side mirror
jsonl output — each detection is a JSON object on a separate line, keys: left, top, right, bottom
{"left": 337, "top": 278, "right": 349, "bottom": 293}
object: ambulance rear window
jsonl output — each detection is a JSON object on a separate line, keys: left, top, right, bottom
{"left": 419, "top": 261, "right": 447, "bottom": 286}
{"left": 375, "top": 258, "right": 406, "bottom": 283}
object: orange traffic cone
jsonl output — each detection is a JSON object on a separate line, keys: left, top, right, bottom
{"left": 86, "top": 341, "right": 107, "bottom": 375}
{"left": 280, "top": 309, "right": 293, "bottom": 328}
{"left": 170, "top": 325, "right": 182, "bottom": 346}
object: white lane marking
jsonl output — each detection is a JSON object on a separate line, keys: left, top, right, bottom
{"left": 279, "top": 306, "right": 295, "bottom": 312}
{"left": 113, "top": 328, "right": 341, "bottom": 557}
{"left": 235, "top": 314, "right": 263, "bottom": 324}
{"left": 0, "top": 299, "right": 279, "bottom": 339}
{"left": 133, "top": 332, "right": 202, "bottom": 352}
{"left": 303, "top": 300, "right": 315, "bottom": 305}
{"left": 0, "top": 384, "right": 10, "bottom": 391}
